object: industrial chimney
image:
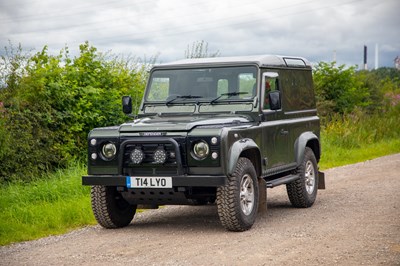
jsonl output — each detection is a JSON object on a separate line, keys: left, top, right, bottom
{"left": 363, "top": 45, "right": 368, "bottom": 70}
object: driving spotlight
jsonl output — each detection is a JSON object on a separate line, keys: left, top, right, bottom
{"left": 130, "top": 148, "right": 145, "bottom": 164}
{"left": 153, "top": 147, "right": 167, "bottom": 164}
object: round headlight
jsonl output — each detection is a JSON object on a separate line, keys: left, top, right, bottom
{"left": 153, "top": 148, "right": 167, "bottom": 164}
{"left": 192, "top": 141, "right": 209, "bottom": 160}
{"left": 102, "top": 143, "right": 117, "bottom": 159}
{"left": 130, "top": 148, "right": 145, "bottom": 164}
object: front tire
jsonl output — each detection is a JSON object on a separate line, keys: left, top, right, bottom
{"left": 286, "top": 147, "right": 319, "bottom": 208}
{"left": 91, "top": 186, "right": 137, "bottom": 228}
{"left": 217, "top": 157, "right": 259, "bottom": 232}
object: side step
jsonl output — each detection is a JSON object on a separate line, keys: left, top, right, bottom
{"left": 265, "top": 174, "right": 300, "bottom": 188}
{"left": 265, "top": 172, "right": 326, "bottom": 189}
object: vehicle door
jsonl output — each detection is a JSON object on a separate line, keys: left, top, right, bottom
{"left": 260, "top": 72, "right": 291, "bottom": 173}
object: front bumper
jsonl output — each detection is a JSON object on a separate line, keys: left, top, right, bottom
{"left": 82, "top": 175, "right": 226, "bottom": 187}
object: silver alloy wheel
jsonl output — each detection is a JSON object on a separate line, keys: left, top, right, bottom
{"left": 305, "top": 160, "right": 316, "bottom": 194}
{"left": 240, "top": 174, "right": 255, "bottom": 215}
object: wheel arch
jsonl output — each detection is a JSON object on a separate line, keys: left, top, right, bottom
{"left": 294, "top": 132, "right": 321, "bottom": 165}
{"left": 227, "top": 139, "right": 262, "bottom": 178}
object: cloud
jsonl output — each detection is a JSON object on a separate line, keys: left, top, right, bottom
{"left": 0, "top": 0, "right": 399, "bottom": 68}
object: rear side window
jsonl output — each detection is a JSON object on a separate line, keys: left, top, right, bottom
{"left": 282, "top": 70, "right": 315, "bottom": 111}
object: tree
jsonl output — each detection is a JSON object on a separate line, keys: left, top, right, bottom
{"left": 313, "top": 62, "right": 370, "bottom": 116}
{"left": 184, "top": 40, "right": 220, "bottom": 59}
{"left": 0, "top": 41, "right": 30, "bottom": 94}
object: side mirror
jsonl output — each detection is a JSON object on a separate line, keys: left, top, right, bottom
{"left": 269, "top": 91, "right": 281, "bottom": 110}
{"left": 122, "top": 96, "right": 132, "bottom": 114}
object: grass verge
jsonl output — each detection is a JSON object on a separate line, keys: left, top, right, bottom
{"left": 0, "top": 163, "right": 96, "bottom": 246}
{"left": 319, "top": 108, "right": 400, "bottom": 169}
{"left": 320, "top": 137, "right": 400, "bottom": 169}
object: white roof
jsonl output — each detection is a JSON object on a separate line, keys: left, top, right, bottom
{"left": 156, "top": 55, "right": 311, "bottom": 68}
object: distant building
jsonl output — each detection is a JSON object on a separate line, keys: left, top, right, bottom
{"left": 395, "top": 56, "right": 400, "bottom": 70}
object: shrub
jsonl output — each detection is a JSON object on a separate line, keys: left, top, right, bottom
{"left": 0, "top": 42, "right": 152, "bottom": 183}
{"left": 323, "top": 105, "right": 400, "bottom": 149}
{"left": 313, "top": 62, "right": 371, "bottom": 116}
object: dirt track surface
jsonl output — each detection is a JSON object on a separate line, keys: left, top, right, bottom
{"left": 1, "top": 154, "right": 400, "bottom": 266}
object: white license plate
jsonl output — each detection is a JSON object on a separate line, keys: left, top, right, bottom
{"left": 126, "top": 176, "right": 172, "bottom": 188}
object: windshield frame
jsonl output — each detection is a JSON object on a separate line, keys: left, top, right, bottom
{"left": 143, "top": 65, "right": 259, "bottom": 106}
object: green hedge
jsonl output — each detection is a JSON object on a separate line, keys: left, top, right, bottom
{"left": 0, "top": 42, "right": 150, "bottom": 183}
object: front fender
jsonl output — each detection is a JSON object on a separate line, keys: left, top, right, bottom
{"left": 294, "top": 132, "right": 320, "bottom": 165}
{"left": 227, "top": 138, "right": 259, "bottom": 176}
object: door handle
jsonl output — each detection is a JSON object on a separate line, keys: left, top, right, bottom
{"left": 280, "top": 129, "right": 289, "bottom": 135}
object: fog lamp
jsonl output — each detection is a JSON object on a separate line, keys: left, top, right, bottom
{"left": 153, "top": 147, "right": 167, "bottom": 164}
{"left": 130, "top": 148, "right": 145, "bottom": 164}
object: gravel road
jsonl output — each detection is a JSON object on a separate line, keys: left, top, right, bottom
{"left": 1, "top": 154, "right": 400, "bottom": 266}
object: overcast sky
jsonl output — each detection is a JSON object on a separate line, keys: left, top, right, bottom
{"left": 1, "top": 0, "right": 399, "bottom": 68}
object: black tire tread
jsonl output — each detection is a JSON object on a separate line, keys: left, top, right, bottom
{"left": 286, "top": 147, "right": 318, "bottom": 208}
{"left": 216, "top": 157, "right": 258, "bottom": 232}
{"left": 91, "top": 186, "right": 136, "bottom": 229}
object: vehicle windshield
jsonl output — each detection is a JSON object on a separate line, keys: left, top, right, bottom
{"left": 145, "top": 66, "right": 257, "bottom": 104}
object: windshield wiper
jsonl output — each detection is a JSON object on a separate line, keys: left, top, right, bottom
{"left": 210, "top": 92, "right": 249, "bottom": 104}
{"left": 165, "top": 95, "right": 202, "bottom": 105}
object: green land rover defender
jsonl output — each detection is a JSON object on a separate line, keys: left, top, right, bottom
{"left": 82, "top": 55, "right": 325, "bottom": 232}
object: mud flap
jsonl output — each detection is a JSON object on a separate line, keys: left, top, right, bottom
{"left": 258, "top": 178, "right": 267, "bottom": 213}
{"left": 318, "top": 171, "right": 325, "bottom": 189}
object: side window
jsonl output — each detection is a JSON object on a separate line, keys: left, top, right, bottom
{"left": 263, "top": 73, "right": 279, "bottom": 110}
{"left": 284, "top": 70, "right": 315, "bottom": 111}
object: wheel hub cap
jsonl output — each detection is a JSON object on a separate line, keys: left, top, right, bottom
{"left": 305, "top": 160, "right": 315, "bottom": 194}
{"left": 240, "top": 174, "right": 255, "bottom": 215}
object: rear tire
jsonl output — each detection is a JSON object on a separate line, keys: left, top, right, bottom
{"left": 286, "top": 147, "right": 319, "bottom": 208}
{"left": 217, "top": 157, "right": 259, "bottom": 232}
{"left": 91, "top": 186, "right": 136, "bottom": 228}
